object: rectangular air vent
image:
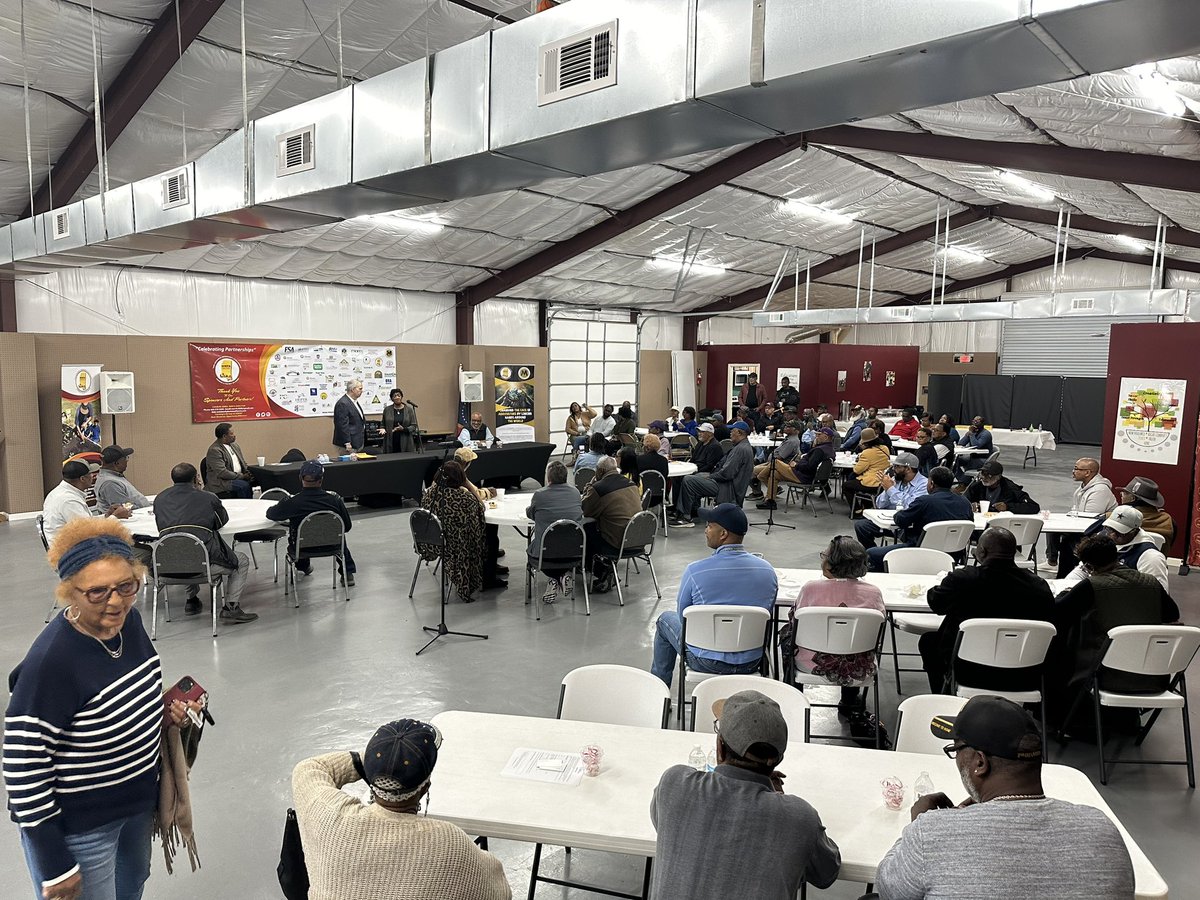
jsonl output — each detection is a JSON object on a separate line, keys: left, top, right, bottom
{"left": 276, "top": 126, "right": 316, "bottom": 176}
{"left": 888, "top": 307, "right": 914, "bottom": 318}
{"left": 161, "top": 170, "right": 189, "bottom": 209}
{"left": 52, "top": 211, "right": 70, "bottom": 240}
{"left": 1070, "top": 297, "right": 1096, "bottom": 312}
{"left": 766, "top": 312, "right": 786, "bottom": 324}
{"left": 538, "top": 21, "right": 618, "bottom": 106}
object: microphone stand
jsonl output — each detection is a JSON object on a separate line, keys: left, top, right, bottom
{"left": 746, "top": 430, "right": 794, "bottom": 534}
{"left": 417, "top": 551, "right": 488, "bottom": 655}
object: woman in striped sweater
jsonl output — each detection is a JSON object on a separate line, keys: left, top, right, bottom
{"left": 5, "top": 517, "right": 192, "bottom": 900}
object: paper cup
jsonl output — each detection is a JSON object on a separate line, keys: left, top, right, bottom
{"left": 494, "top": 487, "right": 505, "bottom": 498}
{"left": 256, "top": 456, "right": 266, "bottom": 466}
{"left": 978, "top": 500, "right": 990, "bottom": 514}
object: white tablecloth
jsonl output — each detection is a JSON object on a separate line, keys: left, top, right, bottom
{"left": 862, "top": 508, "right": 1093, "bottom": 535}
{"left": 986, "top": 428, "right": 1057, "bottom": 451}
{"left": 125, "top": 498, "right": 278, "bottom": 539}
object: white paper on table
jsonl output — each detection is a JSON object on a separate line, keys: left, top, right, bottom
{"left": 500, "top": 748, "right": 585, "bottom": 786}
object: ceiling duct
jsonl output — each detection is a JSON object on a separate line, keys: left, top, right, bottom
{"left": 2, "top": 0, "right": 1199, "bottom": 277}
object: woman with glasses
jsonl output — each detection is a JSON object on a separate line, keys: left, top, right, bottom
{"left": 789, "top": 536, "right": 885, "bottom": 714}
{"left": 4, "top": 517, "right": 195, "bottom": 900}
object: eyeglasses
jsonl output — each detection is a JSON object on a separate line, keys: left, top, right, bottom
{"left": 75, "top": 578, "right": 141, "bottom": 605}
{"left": 942, "top": 742, "right": 970, "bottom": 759}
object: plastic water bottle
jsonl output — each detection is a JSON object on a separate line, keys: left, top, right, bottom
{"left": 914, "top": 771, "right": 935, "bottom": 798}
{"left": 706, "top": 749, "right": 717, "bottom": 772}
{"left": 688, "top": 745, "right": 706, "bottom": 771}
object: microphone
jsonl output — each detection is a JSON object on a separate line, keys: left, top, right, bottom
{"left": 408, "top": 401, "right": 419, "bottom": 408}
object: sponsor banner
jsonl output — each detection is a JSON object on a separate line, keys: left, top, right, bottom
{"left": 1112, "top": 376, "right": 1186, "bottom": 466}
{"left": 61, "top": 365, "right": 103, "bottom": 507}
{"left": 189, "top": 342, "right": 396, "bottom": 423}
{"left": 495, "top": 364, "right": 536, "bottom": 432}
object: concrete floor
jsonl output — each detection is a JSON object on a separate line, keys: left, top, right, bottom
{"left": 0, "top": 445, "right": 1196, "bottom": 899}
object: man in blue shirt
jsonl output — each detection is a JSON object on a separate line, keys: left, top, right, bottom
{"left": 651, "top": 503, "right": 778, "bottom": 685}
{"left": 573, "top": 432, "right": 608, "bottom": 474}
{"left": 853, "top": 451, "right": 929, "bottom": 565}
{"left": 863, "top": 466, "right": 973, "bottom": 571}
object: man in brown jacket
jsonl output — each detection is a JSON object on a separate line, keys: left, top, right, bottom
{"left": 581, "top": 456, "right": 643, "bottom": 593}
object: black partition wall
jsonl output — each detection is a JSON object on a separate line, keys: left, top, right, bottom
{"left": 1060, "top": 378, "right": 1107, "bottom": 444}
{"left": 963, "top": 374, "right": 1014, "bottom": 428}
{"left": 924, "top": 373, "right": 1104, "bottom": 445}
{"left": 926, "top": 375, "right": 963, "bottom": 425}
{"left": 1011, "top": 375, "right": 1063, "bottom": 437}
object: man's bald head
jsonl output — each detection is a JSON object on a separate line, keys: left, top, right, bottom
{"left": 975, "top": 526, "right": 1017, "bottom": 564}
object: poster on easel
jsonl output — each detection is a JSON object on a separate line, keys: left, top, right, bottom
{"left": 495, "top": 365, "right": 536, "bottom": 443}
{"left": 1113, "top": 377, "right": 1186, "bottom": 465}
{"left": 61, "top": 365, "right": 104, "bottom": 507}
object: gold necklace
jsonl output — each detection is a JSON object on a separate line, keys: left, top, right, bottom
{"left": 992, "top": 793, "right": 1046, "bottom": 802}
{"left": 67, "top": 609, "right": 124, "bottom": 659}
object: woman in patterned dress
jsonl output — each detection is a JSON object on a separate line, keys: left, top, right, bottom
{"left": 417, "top": 461, "right": 485, "bottom": 602}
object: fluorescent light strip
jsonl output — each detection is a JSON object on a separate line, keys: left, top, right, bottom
{"left": 780, "top": 198, "right": 857, "bottom": 226}
{"left": 1113, "top": 234, "right": 1152, "bottom": 253}
{"left": 996, "top": 170, "right": 1057, "bottom": 203}
{"left": 650, "top": 256, "right": 726, "bottom": 276}
{"left": 939, "top": 245, "right": 990, "bottom": 264}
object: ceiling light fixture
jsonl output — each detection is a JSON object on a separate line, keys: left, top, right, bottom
{"left": 1132, "top": 72, "right": 1187, "bottom": 118}
{"left": 995, "top": 170, "right": 1058, "bottom": 203}
{"left": 1113, "top": 234, "right": 1152, "bottom": 253}
{"left": 366, "top": 213, "right": 445, "bottom": 234}
{"left": 939, "top": 245, "right": 990, "bottom": 264}
{"left": 650, "top": 256, "right": 726, "bottom": 276}
{"left": 780, "top": 198, "right": 857, "bottom": 226}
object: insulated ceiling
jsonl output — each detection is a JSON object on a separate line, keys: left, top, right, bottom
{"left": 3, "top": 0, "right": 1200, "bottom": 312}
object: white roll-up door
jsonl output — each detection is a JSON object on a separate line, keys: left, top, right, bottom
{"left": 998, "top": 317, "right": 1158, "bottom": 377}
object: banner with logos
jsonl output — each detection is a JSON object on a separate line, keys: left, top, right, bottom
{"left": 1112, "top": 376, "right": 1186, "bottom": 466}
{"left": 494, "top": 364, "right": 536, "bottom": 443}
{"left": 188, "top": 342, "right": 396, "bottom": 423}
{"left": 61, "top": 364, "right": 103, "bottom": 460}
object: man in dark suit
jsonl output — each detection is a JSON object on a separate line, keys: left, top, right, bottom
{"left": 333, "top": 379, "right": 366, "bottom": 452}
{"left": 206, "top": 422, "right": 253, "bottom": 498}
{"left": 154, "top": 462, "right": 257, "bottom": 622}
{"left": 865, "top": 466, "right": 973, "bottom": 571}
{"left": 920, "top": 527, "right": 1053, "bottom": 693}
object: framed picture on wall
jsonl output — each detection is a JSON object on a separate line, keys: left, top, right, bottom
{"left": 885, "top": 370, "right": 896, "bottom": 387}
{"left": 837, "top": 370, "right": 847, "bottom": 392}
{"left": 863, "top": 361, "right": 873, "bottom": 382}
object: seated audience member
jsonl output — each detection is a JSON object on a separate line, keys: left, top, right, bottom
{"left": 418, "top": 460, "right": 492, "bottom": 599}
{"left": 938, "top": 414, "right": 961, "bottom": 443}
{"left": 155, "top": 462, "right": 256, "bottom": 622}
{"left": 42, "top": 460, "right": 131, "bottom": 543}
{"left": 853, "top": 453, "right": 928, "bottom": 561}
{"left": 564, "top": 402, "right": 597, "bottom": 453}
{"left": 670, "top": 422, "right": 754, "bottom": 528}
{"left": 869, "top": 419, "right": 894, "bottom": 454}
{"left": 1048, "top": 456, "right": 1117, "bottom": 576}
{"left": 791, "top": 536, "right": 885, "bottom": 713}
{"left": 1059, "top": 505, "right": 1170, "bottom": 593}
{"left": 458, "top": 412, "right": 497, "bottom": 449}
{"left": 574, "top": 432, "right": 608, "bottom": 472}
{"left": 645, "top": 423, "right": 672, "bottom": 459}
{"left": 619, "top": 399, "right": 637, "bottom": 425}
{"left": 920, "top": 528, "right": 1053, "bottom": 693}
{"left": 691, "top": 422, "right": 725, "bottom": 473}
{"left": 776, "top": 376, "right": 800, "bottom": 412}
{"left": 617, "top": 446, "right": 640, "bottom": 481}
{"left": 889, "top": 408, "right": 920, "bottom": 441}
{"left": 759, "top": 401, "right": 784, "bottom": 434}
{"left": 918, "top": 412, "right": 934, "bottom": 430}
{"left": 205, "top": 422, "right": 254, "bottom": 499}
{"left": 712, "top": 412, "right": 732, "bottom": 441}
{"left": 964, "top": 460, "right": 1040, "bottom": 514}
{"left": 911, "top": 427, "right": 939, "bottom": 476}
{"left": 956, "top": 415, "right": 993, "bottom": 471}
{"left": 841, "top": 415, "right": 868, "bottom": 453}
{"left": 611, "top": 405, "right": 638, "bottom": 444}
{"left": 1120, "top": 476, "right": 1175, "bottom": 549}
{"left": 748, "top": 419, "right": 802, "bottom": 502}
{"left": 591, "top": 404, "right": 617, "bottom": 438}
{"left": 792, "top": 428, "right": 836, "bottom": 487}
{"left": 267, "top": 460, "right": 358, "bottom": 587}
{"left": 581, "top": 457, "right": 643, "bottom": 593}
{"left": 665, "top": 406, "right": 682, "bottom": 431}
{"left": 817, "top": 413, "right": 842, "bottom": 451}
{"left": 678, "top": 406, "right": 700, "bottom": 437}
{"left": 94, "top": 444, "right": 151, "bottom": 511}
{"left": 844, "top": 428, "right": 890, "bottom": 497}
{"left": 637, "top": 435, "right": 670, "bottom": 506}
{"left": 526, "top": 460, "right": 584, "bottom": 605}
{"left": 875, "top": 696, "right": 1134, "bottom": 900}
{"left": 651, "top": 504, "right": 777, "bottom": 684}
{"left": 1050, "top": 534, "right": 1181, "bottom": 716}
{"left": 455, "top": 448, "right": 507, "bottom": 589}
{"left": 292, "top": 718, "right": 512, "bottom": 900}
{"left": 651, "top": 691, "right": 840, "bottom": 900}
{"left": 929, "top": 422, "right": 956, "bottom": 469}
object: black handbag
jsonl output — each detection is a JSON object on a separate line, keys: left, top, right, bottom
{"left": 277, "top": 808, "right": 310, "bottom": 900}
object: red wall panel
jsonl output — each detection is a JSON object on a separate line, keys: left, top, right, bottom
{"left": 1101, "top": 323, "right": 1200, "bottom": 553}
{"left": 702, "top": 344, "right": 820, "bottom": 411}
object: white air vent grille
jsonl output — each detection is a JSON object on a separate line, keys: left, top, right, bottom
{"left": 161, "top": 171, "right": 189, "bottom": 209}
{"left": 766, "top": 312, "right": 786, "bottom": 324}
{"left": 538, "top": 21, "right": 618, "bottom": 106}
{"left": 52, "top": 212, "right": 70, "bottom": 240}
{"left": 276, "top": 126, "right": 316, "bottom": 176}
{"left": 888, "top": 307, "right": 914, "bottom": 318}
{"left": 1069, "top": 296, "right": 1096, "bottom": 312}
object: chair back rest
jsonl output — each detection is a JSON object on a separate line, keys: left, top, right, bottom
{"left": 296, "top": 511, "right": 345, "bottom": 553}
{"left": 812, "top": 457, "right": 834, "bottom": 486}
{"left": 1100, "top": 625, "right": 1200, "bottom": 677}
{"left": 895, "top": 694, "right": 969, "bottom": 754}
{"left": 539, "top": 519, "right": 585, "bottom": 563}
{"left": 719, "top": 439, "right": 733, "bottom": 453}
{"left": 410, "top": 508, "right": 444, "bottom": 549}
{"left": 574, "top": 467, "right": 596, "bottom": 491}
{"left": 260, "top": 487, "right": 292, "bottom": 502}
{"left": 920, "top": 520, "right": 974, "bottom": 553}
{"left": 986, "top": 514, "right": 1044, "bottom": 551}
{"left": 558, "top": 665, "right": 670, "bottom": 729}
{"left": 640, "top": 469, "right": 666, "bottom": 500}
{"left": 153, "top": 532, "right": 211, "bottom": 579}
{"left": 199, "top": 457, "right": 209, "bottom": 486}
{"left": 683, "top": 605, "right": 771, "bottom": 654}
{"left": 954, "top": 618, "right": 1057, "bottom": 669}
{"left": 669, "top": 435, "right": 692, "bottom": 449}
{"left": 618, "top": 433, "right": 638, "bottom": 447}
{"left": 985, "top": 450, "right": 1000, "bottom": 465}
{"left": 885, "top": 547, "right": 953, "bottom": 576}
{"left": 792, "top": 607, "right": 885, "bottom": 655}
{"left": 280, "top": 448, "right": 306, "bottom": 463}
{"left": 689, "top": 675, "right": 810, "bottom": 741}
{"left": 620, "top": 510, "right": 658, "bottom": 554}
{"left": 36, "top": 514, "right": 49, "bottom": 550}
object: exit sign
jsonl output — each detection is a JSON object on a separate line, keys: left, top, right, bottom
{"left": 953, "top": 353, "right": 974, "bottom": 363}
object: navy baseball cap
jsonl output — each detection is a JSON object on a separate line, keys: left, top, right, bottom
{"left": 363, "top": 719, "right": 442, "bottom": 801}
{"left": 696, "top": 502, "right": 749, "bottom": 535}
{"left": 729, "top": 421, "right": 751, "bottom": 433}
{"left": 300, "top": 460, "right": 325, "bottom": 479}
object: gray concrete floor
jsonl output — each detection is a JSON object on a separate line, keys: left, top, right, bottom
{"left": 0, "top": 446, "right": 1196, "bottom": 899}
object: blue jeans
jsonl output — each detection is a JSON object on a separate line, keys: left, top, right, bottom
{"left": 571, "top": 435, "right": 589, "bottom": 452}
{"left": 651, "top": 610, "right": 762, "bottom": 685}
{"left": 21, "top": 809, "right": 154, "bottom": 900}
{"left": 229, "top": 478, "right": 253, "bottom": 499}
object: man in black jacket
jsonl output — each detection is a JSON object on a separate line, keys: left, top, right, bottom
{"left": 154, "top": 462, "right": 256, "bottom": 622}
{"left": 964, "top": 460, "right": 1040, "bottom": 514}
{"left": 267, "top": 460, "right": 357, "bottom": 586}
{"left": 920, "top": 527, "right": 1053, "bottom": 693}
{"left": 691, "top": 423, "right": 726, "bottom": 473}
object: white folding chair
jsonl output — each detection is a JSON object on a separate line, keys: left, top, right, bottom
{"left": 919, "top": 520, "right": 974, "bottom": 557}
{"left": 987, "top": 514, "right": 1044, "bottom": 568}
{"left": 678, "top": 605, "right": 772, "bottom": 725}
{"left": 791, "top": 607, "right": 887, "bottom": 746}
{"left": 689, "top": 674, "right": 810, "bottom": 743}
{"left": 895, "top": 694, "right": 969, "bottom": 755}
{"left": 952, "top": 618, "right": 1057, "bottom": 757}
{"left": 1071, "top": 625, "right": 1200, "bottom": 787}
{"left": 884, "top": 549, "right": 953, "bottom": 694}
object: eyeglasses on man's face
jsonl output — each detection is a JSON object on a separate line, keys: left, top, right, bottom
{"left": 942, "top": 742, "right": 970, "bottom": 759}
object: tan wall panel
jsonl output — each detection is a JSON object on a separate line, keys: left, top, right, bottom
{"left": 0, "top": 334, "right": 41, "bottom": 514}
{"left": 638, "top": 350, "right": 673, "bottom": 422}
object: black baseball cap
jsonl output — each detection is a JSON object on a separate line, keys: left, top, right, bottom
{"left": 980, "top": 460, "right": 1004, "bottom": 476}
{"left": 100, "top": 445, "right": 134, "bottom": 464}
{"left": 696, "top": 502, "right": 749, "bottom": 535}
{"left": 931, "top": 696, "right": 1042, "bottom": 761}
{"left": 62, "top": 460, "right": 91, "bottom": 479}
{"left": 299, "top": 460, "right": 324, "bottom": 479}
{"left": 363, "top": 719, "right": 442, "bottom": 801}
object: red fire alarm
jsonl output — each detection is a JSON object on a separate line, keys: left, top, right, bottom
{"left": 953, "top": 353, "right": 975, "bottom": 363}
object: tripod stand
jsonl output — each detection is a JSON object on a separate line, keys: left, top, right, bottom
{"left": 412, "top": 510, "right": 489, "bottom": 655}
{"left": 747, "top": 432, "right": 794, "bottom": 535}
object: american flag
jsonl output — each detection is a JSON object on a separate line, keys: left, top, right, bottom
{"left": 458, "top": 402, "right": 471, "bottom": 427}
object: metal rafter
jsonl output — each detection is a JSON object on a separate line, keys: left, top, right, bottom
{"left": 992, "top": 204, "right": 1200, "bottom": 250}
{"left": 23, "top": 0, "right": 229, "bottom": 218}
{"left": 806, "top": 125, "right": 1200, "bottom": 194}
{"left": 888, "top": 247, "right": 1096, "bottom": 305}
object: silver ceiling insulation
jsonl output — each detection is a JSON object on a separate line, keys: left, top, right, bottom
{"left": 1, "top": 0, "right": 1200, "bottom": 313}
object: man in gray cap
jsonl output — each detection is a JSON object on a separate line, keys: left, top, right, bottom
{"left": 875, "top": 696, "right": 1133, "bottom": 899}
{"left": 963, "top": 459, "right": 1040, "bottom": 514}
{"left": 94, "top": 444, "right": 151, "bottom": 512}
{"left": 852, "top": 452, "right": 925, "bottom": 562}
{"left": 650, "top": 691, "right": 841, "bottom": 900}
{"left": 1119, "top": 476, "right": 1175, "bottom": 549}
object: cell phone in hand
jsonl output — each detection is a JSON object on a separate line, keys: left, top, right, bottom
{"left": 162, "top": 675, "right": 212, "bottom": 726}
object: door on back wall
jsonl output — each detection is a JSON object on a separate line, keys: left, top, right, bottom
{"left": 727, "top": 364, "right": 760, "bottom": 419}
